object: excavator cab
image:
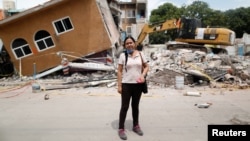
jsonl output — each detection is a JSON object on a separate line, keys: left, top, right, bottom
{"left": 172, "top": 17, "right": 236, "bottom": 54}
{"left": 178, "top": 17, "right": 202, "bottom": 39}
{"left": 176, "top": 17, "right": 235, "bottom": 46}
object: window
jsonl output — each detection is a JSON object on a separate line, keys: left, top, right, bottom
{"left": 126, "top": 26, "right": 132, "bottom": 37}
{"left": 53, "top": 17, "right": 73, "bottom": 35}
{"left": 35, "top": 30, "right": 55, "bottom": 51}
{"left": 127, "top": 10, "right": 135, "bottom": 18}
{"left": 12, "top": 38, "right": 32, "bottom": 59}
{"left": 121, "top": 10, "right": 125, "bottom": 18}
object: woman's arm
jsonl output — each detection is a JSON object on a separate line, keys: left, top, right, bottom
{"left": 142, "top": 62, "right": 149, "bottom": 78}
{"left": 117, "top": 64, "right": 123, "bottom": 94}
{"left": 141, "top": 52, "right": 149, "bottom": 78}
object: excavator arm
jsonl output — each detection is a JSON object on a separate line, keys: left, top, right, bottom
{"left": 136, "top": 18, "right": 181, "bottom": 45}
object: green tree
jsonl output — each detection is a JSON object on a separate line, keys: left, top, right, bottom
{"left": 182, "top": 1, "right": 227, "bottom": 28}
{"left": 202, "top": 10, "right": 227, "bottom": 28}
{"left": 183, "top": 1, "right": 210, "bottom": 19}
{"left": 149, "top": 3, "right": 182, "bottom": 44}
{"left": 150, "top": 3, "right": 181, "bottom": 23}
{"left": 225, "top": 7, "right": 250, "bottom": 38}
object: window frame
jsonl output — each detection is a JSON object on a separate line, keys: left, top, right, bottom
{"left": 11, "top": 38, "right": 33, "bottom": 59}
{"left": 52, "top": 16, "right": 74, "bottom": 35}
{"left": 126, "top": 10, "right": 135, "bottom": 18}
{"left": 34, "top": 30, "right": 55, "bottom": 52}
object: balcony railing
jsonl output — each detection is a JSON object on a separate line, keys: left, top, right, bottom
{"left": 136, "top": 0, "right": 147, "bottom": 3}
{"left": 136, "top": 18, "right": 146, "bottom": 23}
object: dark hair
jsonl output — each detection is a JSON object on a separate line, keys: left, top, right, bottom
{"left": 123, "top": 36, "right": 136, "bottom": 72}
{"left": 123, "top": 36, "right": 136, "bottom": 47}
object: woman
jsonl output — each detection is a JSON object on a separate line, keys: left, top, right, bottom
{"left": 117, "top": 36, "right": 149, "bottom": 140}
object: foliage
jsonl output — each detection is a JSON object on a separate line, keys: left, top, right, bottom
{"left": 149, "top": 3, "right": 182, "bottom": 44}
{"left": 202, "top": 10, "right": 227, "bottom": 28}
{"left": 224, "top": 7, "right": 250, "bottom": 38}
{"left": 183, "top": 1, "right": 210, "bottom": 19}
{"left": 150, "top": 3, "right": 181, "bottom": 23}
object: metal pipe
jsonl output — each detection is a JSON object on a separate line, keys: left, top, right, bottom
{"left": 33, "top": 63, "right": 36, "bottom": 79}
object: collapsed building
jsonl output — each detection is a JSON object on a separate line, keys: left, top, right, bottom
{"left": 0, "top": 0, "right": 121, "bottom": 77}
{"left": 0, "top": 0, "right": 149, "bottom": 78}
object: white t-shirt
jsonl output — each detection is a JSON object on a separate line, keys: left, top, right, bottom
{"left": 118, "top": 51, "right": 147, "bottom": 84}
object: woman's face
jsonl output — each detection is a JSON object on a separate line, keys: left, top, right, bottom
{"left": 125, "top": 38, "right": 135, "bottom": 50}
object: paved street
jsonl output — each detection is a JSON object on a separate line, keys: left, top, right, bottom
{"left": 0, "top": 84, "right": 250, "bottom": 141}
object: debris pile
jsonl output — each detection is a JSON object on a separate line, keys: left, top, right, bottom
{"left": 145, "top": 46, "right": 250, "bottom": 89}
{"left": 0, "top": 45, "right": 250, "bottom": 92}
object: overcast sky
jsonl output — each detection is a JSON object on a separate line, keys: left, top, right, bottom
{"left": 0, "top": 0, "right": 50, "bottom": 10}
{"left": 1, "top": 0, "right": 250, "bottom": 16}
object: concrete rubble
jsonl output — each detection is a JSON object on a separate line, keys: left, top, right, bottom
{"left": 0, "top": 45, "right": 250, "bottom": 92}
{"left": 145, "top": 46, "right": 250, "bottom": 89}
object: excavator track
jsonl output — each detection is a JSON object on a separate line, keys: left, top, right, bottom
{"left": 166, "top": 42, "right": 228, "bottom": 54}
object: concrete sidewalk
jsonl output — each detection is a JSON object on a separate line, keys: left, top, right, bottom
{"left": 0, "top": 85, "right": 250, "bottom": 141}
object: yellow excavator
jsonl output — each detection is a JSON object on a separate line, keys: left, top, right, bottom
{"left": 137, "top": 17, "right": 235, "bottom": 54}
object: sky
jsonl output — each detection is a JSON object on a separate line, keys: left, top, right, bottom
{"left": 0, "top": 0, "right": 50, "bottom": 10}
{"left": 0, "top": 0, "right": 250, "bottom": 16}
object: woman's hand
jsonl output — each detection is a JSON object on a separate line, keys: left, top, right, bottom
{"left": 140, "top": 75, "right": 146, "bottom": 83}
{"left": 118, "top": 85, "right": 122, "bottom": 94}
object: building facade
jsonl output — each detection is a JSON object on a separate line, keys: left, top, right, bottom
{"left": 118, "top": 0, "right": 148, "bottom": 44}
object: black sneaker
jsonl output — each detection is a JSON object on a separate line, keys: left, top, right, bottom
{"left": 118, "top": 129, "right": 127, "bottom": 140}
{"left": 133, "top": 125, "right": 143, "bottom": 136}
